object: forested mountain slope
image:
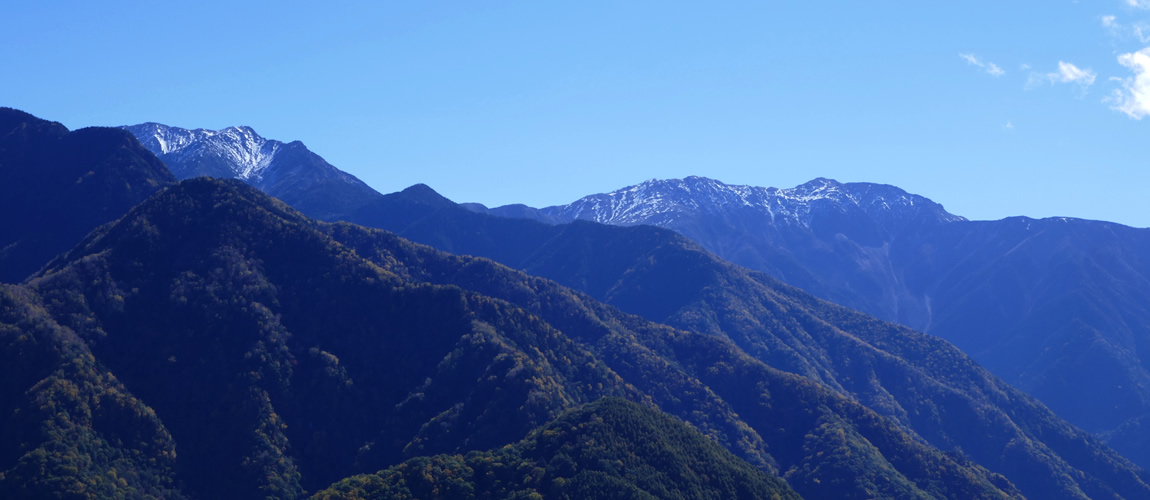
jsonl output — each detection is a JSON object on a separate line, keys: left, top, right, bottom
{"left": 315, "top": 398, "right": 802, "bottom": 500}
{"left": 3, "top": 178, "right": 1029, "bottom": 499}
{"left": 0, "top": 108, "right": 174, "bottom": 283}
{"left": 344, "top": 182, "right": 1150, "bottom": 499}
{"left": 465, "top": 176, "right": 1150, "bottom": 466}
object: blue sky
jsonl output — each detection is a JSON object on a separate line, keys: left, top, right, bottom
{"left": 4, "top": 1, "right": 1150, "bottom": 226}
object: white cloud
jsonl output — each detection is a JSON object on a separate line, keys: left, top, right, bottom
{"left": 1020, "top": 63, "right": 1032, "bottom": 70}
{"left": 1127, "top": 0, "right": 1150, "bottom": 9}
{"left": 1003, "top": 121, "right": 1015, "bottom": 131}
{"left": 1027, "top": 61, "right": 1097, "bottom": 91}
{"left": 960, "top": 53, "right": 1006, "bottom": 77}
{"left": 1055, "top": 61, "right": 1097, "bottom": 85}
{"left": 1103, "top": 14, "right": 1119, "bottom": 28}
{"left": 1107, "top": 47, "right": 1150, "bottom": 119}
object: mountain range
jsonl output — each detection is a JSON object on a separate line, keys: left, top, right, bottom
{"left": 4, "top": 176, "right": 1037, "bottom": 499}
{"left": 109, "top": 118, "right": 1150, "bottom": 471}
{"left": 464, "top": 175, "right": 1150, "bottom": 466}
{"left": 5, "top": 107, "right": 1150, "bottom": 498}
{"left": 347, "top": 182, "right": 1150, "bottom": 499}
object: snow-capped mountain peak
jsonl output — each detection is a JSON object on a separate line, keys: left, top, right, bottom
{"left": 125, "top": 122, "right": 213, "bottom": 155}
{"left": 122, "top": 123, "right": 281, "bottom": 181}
{"left": 122, "top": 121, "right": 384, "bottom": 221}
{"left": 537, "top": 176, "right": 964, "bottom": 232}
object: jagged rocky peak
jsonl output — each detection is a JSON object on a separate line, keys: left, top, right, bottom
{"left": 123, "top": 122, "right": 214, "bottom": 155}
{"left": 121, "top": 122, "right": 281, "bottom": 181}
{"left": 122, "top": 120, "right": 382, "bottom": 221}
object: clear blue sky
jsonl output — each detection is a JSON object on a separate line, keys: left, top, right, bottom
{"left": 5, "top": 1, "right": 1150, "bottom": 226}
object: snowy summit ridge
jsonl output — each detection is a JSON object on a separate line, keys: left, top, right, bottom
{"left": 123, "top": 123, "right": 286, "bottom": 181}
{"left": 121, "top": 121, "right": 383, "bottom": 221}
{"left": 536, "top": 176, "right": 965, "bottom": 230}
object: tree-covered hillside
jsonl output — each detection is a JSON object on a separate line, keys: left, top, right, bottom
{"left": 464, "top": 176, "right": 1150, "bottom": 465}
{"left": 3, "top": 178, "right": 1027, "bottom": 499}
{"left": 344, "top": 183, "right": 1150, "bottom": 500}
{"left": 0, "top": 108, "right": 175, "bottom": 283}
{"left": 315, "top": 398, "right": 801, "bottom": 500}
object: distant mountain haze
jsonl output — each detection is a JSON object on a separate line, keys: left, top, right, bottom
{"left": 464, "top": 176, "right": 1150, "bottom": 466}
{"left": 122, "top": 122, "right": 382, "bottom": 221}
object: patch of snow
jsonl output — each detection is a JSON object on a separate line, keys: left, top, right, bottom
{"left": 123, "top": 123, "right": 282, "bottom": 181}
{"left": 541, "top": 176, "right": 965, "bottom": 231}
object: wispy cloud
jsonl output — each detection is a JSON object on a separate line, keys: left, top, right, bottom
{"left": 1026, "top": 61, "right": 1097, "bottom": 92}
{"left": 1003, "top": 121, "right": 1015, "bottom": 131}
{"left": 1055, "top": 61, "right": 1098, "bottom": 85}
{"left": 960, "top": 53, "right": 1006, "bottom": 77}
{"left": 1107, "top": 47, "right": 1150, "bottom": 118}
{"left": 1127, "top": 0, "right": 1150, "bottom": 9}
{"left": 1136, "top": 22, "right": 1150, "bottom": 42}
{"left": 1100, "top": 14, "right": 1150, "bottom": 42}
{"left": 1103, "top": 14, "right": 1120, "bottom": 33}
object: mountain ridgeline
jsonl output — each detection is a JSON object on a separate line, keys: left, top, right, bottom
{"left": 122, "top": 122, "right": 382, "bottom": 220}
{"left": 463, "top": 175, "right": 1150, "bottom": 465}
{"left": 315, "top": 397, "right": 802, "bottom": 500}
{"left": 0, "top": 108, "right": 175, "bottom": 283}
{"left": 462, "top": 175, "right": 969, "bottom": 325}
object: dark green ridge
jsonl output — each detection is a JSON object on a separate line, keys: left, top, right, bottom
{"left": 314, "top": 397, "right": 802, "bottom": 500}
